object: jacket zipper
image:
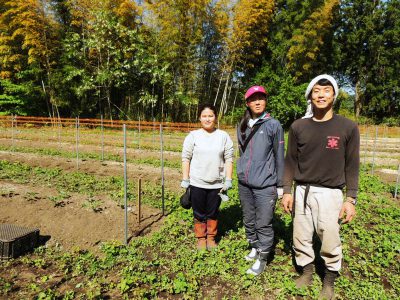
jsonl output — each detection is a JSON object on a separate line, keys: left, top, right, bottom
{"left": 244, "top": 137, "right": 253, "bottom": 184}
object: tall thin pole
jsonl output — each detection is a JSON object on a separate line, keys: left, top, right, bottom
{"left": 363, "top": 126, "right": 368, "bottom": 166}
{"left": 137, "top": 178, "right": 141, "bottom": 224}
{"left": 152, "top": 103, "right": 155, "bottom": 148}
{"left": 152, "top": 117, "right": 156, "bottom": 148}
{"left": 138, "top": 117, "right": 141, "bottom": 150}
{"left": 123, "top": 124, "right": 128, "bottom": 245}
{"left": 58, "top": 116, "right": 61, "bottom": 149}
{"left": 160, "top": 124, "right": 165, "bottom": 215}
{"left": 76, "top": 117, "right": 79, "bottom": 169}
{"left": 101, "top": 115, "right": 104, "bottom": 161}
{"left": 11, "top": 114, "right": 14, "bottom": 151}
{"left": 395, "top": 164, "right": 400, "bottom": 199}
{"left": 371, "top": 126, "right": 378, "bottom": 176}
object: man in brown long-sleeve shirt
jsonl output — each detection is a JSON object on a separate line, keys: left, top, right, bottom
{"left": 282, "top": 74, "right": 360, "bottom": 300}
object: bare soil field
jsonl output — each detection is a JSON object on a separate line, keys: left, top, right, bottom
{"left": 0, "top": 149, "right": 181, "bottom": 253}
{"left": 1, "top": 180, "right": 162, "bottom": 252}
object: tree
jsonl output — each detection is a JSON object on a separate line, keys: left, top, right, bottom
{"left": 228, "top": 0, "right": 275, "bottom": 74}
{"left": 213, "top": 0, "right": 275, "bottom": 118}
{"left": 335, "top": 0, "right": 400, "bottom": 120}
{"left": 0, "top": 0, "right": 62, "bottom": 117}
{"left": 286, "top": 0, "right": 339, "bottom": 81}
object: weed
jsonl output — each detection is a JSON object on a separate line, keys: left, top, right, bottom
{"left": 82, "top": 197, "right": 104, "bottom": 212}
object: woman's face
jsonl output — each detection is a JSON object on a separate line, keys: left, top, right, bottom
{"left": 246, "top": 93, "right": 266, "bottom": 118}
{"left": 199, "top": 108, "right": 216, "bottom": 132}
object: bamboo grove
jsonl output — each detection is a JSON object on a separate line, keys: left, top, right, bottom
{"left": 0, "top": 0, "right": 399, "bottom": 126}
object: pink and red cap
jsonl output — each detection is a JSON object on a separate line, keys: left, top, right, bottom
{"left": 244, "top": 85, "right": 267, "bottom": 101}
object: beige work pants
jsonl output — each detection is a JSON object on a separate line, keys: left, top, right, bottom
{"left": 293, "top": 185, "right": 343, "bottom": 272}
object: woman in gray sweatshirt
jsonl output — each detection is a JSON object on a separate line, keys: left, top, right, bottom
{"left": 237, "top": 86, "right": 285, "bottom": 275}
{"left": 181, "top": 104, "right": 234, "bottom": 250}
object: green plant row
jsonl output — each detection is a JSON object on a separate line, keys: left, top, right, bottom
{"left": 0, "top": 160, "right": 177, "bottom": 210}
{"left": 0, "top": 145, "right": 182, "bottom": 170}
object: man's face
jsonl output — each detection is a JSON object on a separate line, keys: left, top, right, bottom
{"left": 246, "top": 93, "right": 266, "bottom": 118}
{"left": 310, "top": 84, "right": 335, "bottom": 110}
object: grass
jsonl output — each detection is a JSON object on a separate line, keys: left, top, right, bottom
{"left": 0, "top": 159, "right": 399, "bottom": 299}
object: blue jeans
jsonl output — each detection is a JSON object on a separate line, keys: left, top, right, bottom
{"left": 239, "top": 182, "right": 277, "bottom": 252}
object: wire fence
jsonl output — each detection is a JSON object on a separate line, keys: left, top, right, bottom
{"left": 0, "top": 115, "right": 221, "bottom": 131}
{"left": 0, "top": 115, "right": 399, "bottom": 198}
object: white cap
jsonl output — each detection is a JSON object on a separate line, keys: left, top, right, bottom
{"left": 303, "top": 74, "right": 339, "bottom": 119}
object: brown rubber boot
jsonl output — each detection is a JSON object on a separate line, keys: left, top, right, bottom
{"left": 206, "top": 219, "right": 218, "bottom": 250}
{"left": 318, "top": 269, "right": 338, "bottom": 300}
{"left": 295, "top": 263, "right": 314, "bottom": 288}
{"left": 194, "top": 219, "right": 207, "bottom": 250}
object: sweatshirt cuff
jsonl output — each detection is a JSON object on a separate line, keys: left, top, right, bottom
{"left": 346, "top": 189, "right": 358, "bottom": 198}
{"left": 283, "top": 186, "right": 292, "bottom": 194}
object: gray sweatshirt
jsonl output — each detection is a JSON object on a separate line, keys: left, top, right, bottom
{"left": 182, "top": 129, "right": 234, "bottom": 189}
{"left": 237, "top": 115, "right": 285, "bottom": 188}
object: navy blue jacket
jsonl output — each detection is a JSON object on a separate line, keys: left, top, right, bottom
{"left": 237, "top": 114, "right": 285, "bottom": 188}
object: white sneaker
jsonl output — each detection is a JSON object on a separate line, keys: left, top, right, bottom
{"left": 246, "top": 259, "right": 267, "bottom": 276}
{"left": 245, "top": 248, "right": 258, "bottom": 261}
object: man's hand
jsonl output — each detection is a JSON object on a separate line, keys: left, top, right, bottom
{"left": 282, "top": 193, "right": 293, "bottom": 214}
{"left": 339, "top": 197, "right": 356, "bottom": 224}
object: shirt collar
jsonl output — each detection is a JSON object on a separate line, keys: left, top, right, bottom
{"left": 248, "top": 112, "right": 266, "bottom": 128}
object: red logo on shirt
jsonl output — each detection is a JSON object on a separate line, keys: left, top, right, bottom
{"left": 326, "top": 136, "right": 340, "bottom": 149}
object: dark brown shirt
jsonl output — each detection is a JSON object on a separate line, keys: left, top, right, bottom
{"left": 283, "top": 114, "right": 360, "bottom": 198}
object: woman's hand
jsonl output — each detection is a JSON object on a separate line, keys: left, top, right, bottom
{"left": 180, "top": 179, "right": 190, "bottom": 189}
{"left": 221, "top": 179, "right": 232, "bottom": 191}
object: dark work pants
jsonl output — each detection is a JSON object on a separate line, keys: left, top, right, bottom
{"left": 238, "top": 182, "right": 277, "bottom": 252}
{"left": 190, "top": 185, "right": 221, "bottom": 222}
